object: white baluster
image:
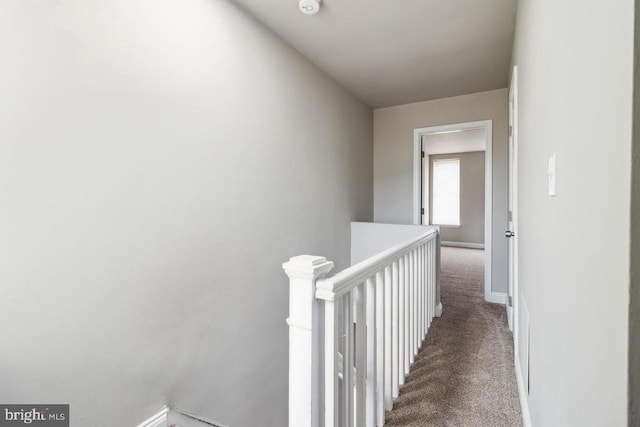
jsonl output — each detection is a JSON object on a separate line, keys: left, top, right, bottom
{"left": 404, "top": 254, "right": 410, "bottom": 375}
{"left": 424, "top": 245, "right": 427, "bottom": 334}
{"left": 415, "top": 247, "right": 420, "bottom": 347}
{"left": 425, "top": 244, "right": 428, "bottom": 335}
{"left": 375, "top": 271, "right": 384, "bottom": 427}
{"left": 433, "top": 239, "right": 437, "bottom": 320}
{"left": 423, "top": 245, "right": 427, "bottom": 338}
{"left": 365, "top": 278, "right": 376, "bottom": 427}
{"left": 426, "top": 242, "right": 431, "bottom": 329}
{"left": 398, "top": 257, "right": 405, "bottom": 386}
{"left": 428, "top": 243, "right": 432, "bottom": 327}
{"left": 283, "top": 255, "right": 334, "bottom": 427}
{"left": 383, "top": 265, "right": 392, "bottom": 411}
{"left": 423, "top": 244, "right": 427, "bottom": 336}
{"left": 409, "top": 250, "right": 415, "bottom": 364}
{"left": 391, "top": 261, "right": 399, "bottom": 399}
{"left": 435, "top": 232, "right": 443, "bottom": 317}
{"left": 429, "top": 240, "right": 433, "bottom": 326}
{"left": 435, "top": 238, "right": 439, "bottom": 317}
{"left": 354, "top": 285, "right": 366, "bottom": 427}
{"left": 325, "top": 299, "right": 339, "bottom": 427}
{"left": 343, "top": 293, "right": 354, "bottom": 427}
{"left": 413, "top": 248, "right": 420, "bottom": 352}
{"left": 419, "top": 245, "right": 424, "bottom": 344}
{"left": 418, "top": 248, "right": 422, "bottom": 343}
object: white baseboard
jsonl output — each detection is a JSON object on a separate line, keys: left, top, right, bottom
{"left": 136, "top": 407, "right": 228, "bottom": 427}
{"left": 441, "top": 241, "right": 485, "bottom": 249}
{"left": 136, "top": 406, "right": 168, "bottom": 427}
{"left": 170, "top": 409, "right": 229, "bottom": 427}
{"left": 485, "top": 291, "right": 507, "bottom": 304}
{"left": 515, "top": 354, "right": 532, "bottom": 427}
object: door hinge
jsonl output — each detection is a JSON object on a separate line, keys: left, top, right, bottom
{"left": 509, "top": 125, "right": 513, "bottom": 137}
{"left": 508, "top": 295, "right": 513, "bottom": 307}
{"left": 421, "top": 208, "right": 424, "bottom": 215}
{"left": 421, "top": 151, "right": 425, "bottom": 158}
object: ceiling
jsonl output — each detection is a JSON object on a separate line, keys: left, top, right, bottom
{"left": 233, "top": 0, "right": 517, "bottom": 108}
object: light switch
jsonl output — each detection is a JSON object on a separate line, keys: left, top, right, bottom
{"left": 547, "top": 154, "right": 556, "bottom": 196}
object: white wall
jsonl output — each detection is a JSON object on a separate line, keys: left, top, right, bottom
{"left": 511, "top": 0, "right": 633, "bottom": 425}
{"left": 422, "top": 128, "right": 487, "bottom": 154}
{"left": 0, "top": 1, "right": 373, "bottom": 425}
{"left": 373, "top": 89, "right": 509, "bottom": 293}
{"left": 631, "top": 5, "right": 640, "bottom": 424}
{"left": 350, "top": 222, "right": 437, "bottom": 265}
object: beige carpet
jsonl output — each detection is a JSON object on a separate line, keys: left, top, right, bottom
{"left": 385, "top": 247, "right": 522, "bottom": 427}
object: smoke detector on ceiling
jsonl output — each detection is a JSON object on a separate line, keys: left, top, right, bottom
{"left": 299, "top": 0, "right": 321, "bottom": 15}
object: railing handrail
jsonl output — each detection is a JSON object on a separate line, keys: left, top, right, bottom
{"left": 315, "top": 229, "right": 438, "bottom": 301}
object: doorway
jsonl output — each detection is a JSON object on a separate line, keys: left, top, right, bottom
{"left": 412, "top": 120, "right": 495, "bottom": 302}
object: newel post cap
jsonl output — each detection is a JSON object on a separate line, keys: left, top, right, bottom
{"left": 283, "top": 255, "right": 334, "bottom": 279}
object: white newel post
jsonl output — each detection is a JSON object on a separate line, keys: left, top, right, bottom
{"left": 283, "top": 255, "right": 334, "bottom": 427}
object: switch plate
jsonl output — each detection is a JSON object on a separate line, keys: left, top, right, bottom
{"left": 547, "top": 154, "right": 556, "bottom": 196}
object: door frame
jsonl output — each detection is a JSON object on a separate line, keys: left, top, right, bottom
{"left": 509, "top": 64, "right": 531, "bottom": 427}
{"left": 412, "top": 119, "right": 495, "bottom": 303}
{"left": 508, "top": 67, "right": 519, "bottom": 335}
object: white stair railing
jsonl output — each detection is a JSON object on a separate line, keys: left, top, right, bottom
{"left": 283, "top": 229, "right": 442, "bottom": 427}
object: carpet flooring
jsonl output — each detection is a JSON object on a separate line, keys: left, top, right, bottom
{"left": 385, "top": 247, "right": 522, "bottom": 426}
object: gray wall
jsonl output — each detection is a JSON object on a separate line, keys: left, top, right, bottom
{"left": 429, "top": 152, "right": 485, "bottom": 245}
{"left": 511, "top": 0, "right": 633, "bottom": 425}
{"left": 630, "top": 1, "right": 640, "bottom": 424}
{"left": 351, "top": 222, "right": 438, "bottom": 265}
{"left": 0, "top": 1, "right": 373, "bottom": 426}
{"left": 373, "top": 89, "right": 508, "bottom": 293}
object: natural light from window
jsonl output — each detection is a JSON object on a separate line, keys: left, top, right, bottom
{"left": 432, "top": 158, "right": 460, "bottom": 226}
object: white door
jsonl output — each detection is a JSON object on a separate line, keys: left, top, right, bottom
{"left": 509, "top": 67, "right": 531, "bottom": 397}
{"left": 506, "top": 68, "right": 518, "bottom": 334}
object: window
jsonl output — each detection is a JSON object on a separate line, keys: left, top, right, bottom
{"left": 432, "top": 158, "right": 460, "bottom": 226}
